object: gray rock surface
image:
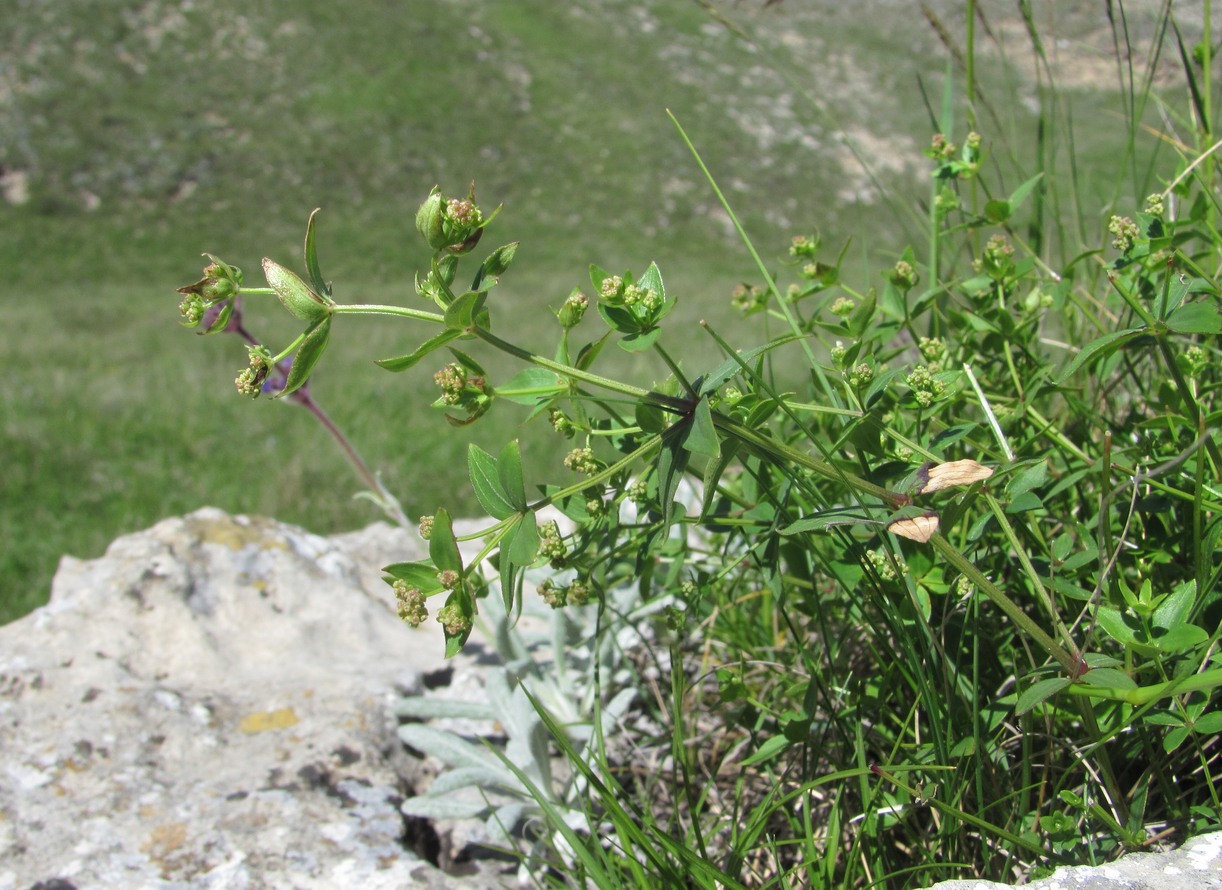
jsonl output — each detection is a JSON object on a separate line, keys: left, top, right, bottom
{"left": 0, "top": 508, "right": 503, "bottom": 890}
{"left": 930, "top": 830, "right": 1222, "bottom": 889}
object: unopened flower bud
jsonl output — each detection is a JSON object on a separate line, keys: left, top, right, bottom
{"left": 557, "top": 289, "right": 588, "bottom": 328}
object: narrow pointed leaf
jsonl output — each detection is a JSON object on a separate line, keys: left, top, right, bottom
{"left": 682, "top": 397, "right": 720, "bottom": 458}
{"left": 382, "top": 561, "right": 445, "bottom": 593}
{"left": 468, "top": 445, "right": 516, "bottom": 520}
{"left": 496, "top": 367, "right": 564, "bottom": 405}
{"left": 444, "top": 291, "right": 485, "bottom": 330}
{"left": 497, "top": 440, "right": 527, "bottom": 511}
{"left": 1056, "top": 327, "right": 1147, "bottom": 383}
{"left": 274, "top": 318, "right": 331, "bottom": 398}
{"left": 375, "top": 328, "right": 463, "bottom": 372}
{"left": 429, "top": 508, "right": 463, "bottom": 574}
{"left": 302, "top": 208, "right": 330, "bottom": 297}
{"left": 1016, "top": 677, "right": 1071, "bottom": 714}
{"left": 1167, "top": 301, "right": 1222, "bottom": 334}
{"left": 507, "top": 515, "right": 539, "bottom": 567}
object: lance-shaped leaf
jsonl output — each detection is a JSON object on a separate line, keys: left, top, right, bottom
{"left": 383, "top": 560, "right": 446, "bottom": 594}
{"left": 375, "top": 328, "right": 464, "bottom": 372}
{"left": 471, "top": 242, "right": 519, "bottom": 292}
{"left": 429, "top": 507, "right": 464, "bottom": 575}
{"left": 445, "top": 291, "right": 486, "bottom": 330}
{"left": 1167, "top": 301, "right": 1222, "bottom": 334}
{"left": 273, "top": 318, "right": 331, "bottom": 399}
{"left": 263, "top": 258, "right": 333, "bottom": 324}
{"left": 506, "top": 516, "right": 538, "bottom": 567}
{"left": 469, "top": 444, "right": 517, "bottom": 520}
{"left": 495, "top": 368, "right": 565, "bottom": 405}
{"left": 496, "top": 440, "right": 528, "bottom": 512}
{"left": 1056, "top": 327, "right": 1147, "bottom": 383}
{"left": 302, "top": 208, "right": 331, "bottom": 297}
{"left": 682, "top": 397, "right": 720, "bottom": 459}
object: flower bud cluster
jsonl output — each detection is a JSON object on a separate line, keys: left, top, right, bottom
{"left": 974, "top": 235, "right": 1016, "bottom": 280}
{"left": 539, "top": 520, "right": 567, "bottom": 566}
{"left": 235, "top": 346, "right": 273, "bottom": 398}
{"left": 537, "top": 578, "right": 593, "bottom": 610}
{"left": 905, "top": 364, "right": 947, "bottom": 407}
{"left": 917, "top": 336, "right": 946, "bottom": 365}
{"left": 557, "top": 290, "right": 588, "bottom": 328}
{"left": 730, "top": 283, "right": 766, "bottom": 313}
{"left": 436, "top": 601, "right": 472, "bottom": 636}
{"left": 1180, "top": 345, "right": 1208, "bottom": 378}
{"left": 888, "top": 260, "right": 919, "bottom": 291}
{"left": 433, "top": 362, "right": 489, "bottom": 415}
{"left": 177, "top": 256, "right": 243, "bottom": 331}
{"left": 1108, "top": 215, "right": 1140, "bottom": 253}
{"left": 1144, "top": 193, "right": 1165, "bottom": 217}
{"left": 549, "top": 409, "right": 577, "bottom": 439}
{"left": 789, "top": 234, "right": 819, "bottom": 258}
{"left": 393, "top": 580, "right": 428, "bottom": 627}
{"left": 418, "top": 515, "right": 434, "bottom": 540}
{"left": 868, "top": 548, "right": 907, "bottom": 582}
{"left": 415, "top": 185, "right": 485, "bottom": 255}
{"left": 564, "top": 446, "right": 600, "bottom": 475}
{"left": 847, "top": 362, "right": 874, "bottom": 388}
{"left": 830, "top": 296, "right": 856, "bottom": 317}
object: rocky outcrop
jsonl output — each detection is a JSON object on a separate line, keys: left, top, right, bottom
{"left": 0, "top": 508, "right": 499, "bottom": 890}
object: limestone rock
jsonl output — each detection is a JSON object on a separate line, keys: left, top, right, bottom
{"left": 930, "top": 831, "right": 1222, "bottom": 889}
{"left": 0, "top": 508, "right": 503, "bottom": 890}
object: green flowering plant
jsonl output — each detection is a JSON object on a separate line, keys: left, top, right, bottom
{"left": 174, "top": 60, "right": 1222, "bottom": 881}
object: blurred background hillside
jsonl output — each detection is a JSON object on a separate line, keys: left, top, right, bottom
{"left": 0, "top": 0, "right": 1190, "bottom": 620}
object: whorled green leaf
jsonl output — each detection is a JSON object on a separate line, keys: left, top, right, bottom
{"left": 444, "top": 290, "right": 486, "bottom": 330}
{"left": 682, "top": 396, "right": 720, "bottom": 459}
{"left": 656, "top": 429, "right": 691, "bottom": 529}
{"left": 495, "top": 367, "right": 565, "bottom": 405}
{"left": 1015, "top": 677, "right": 1072, "bottom": 715}
{"left": 575, "top": 331, "right": 612, "bottom": 371}
{"left": 382, "top": 560, "right": 445, "bottom": 593}
{"left": 375, "top": 328, "right": 463, "bottom": 372}
{"left": 1056, "top": 327, "right": 1146, "bottom": 383}
{"left": 302, "top": 208, "right": 331, "bottom": 297}
{"left": 429, "top": 507, "right": 464, "bottom": 575}
{"left": 1010, "top": 172, "right": 1043, "bottom": 206}
{"left": 497, "top": 439, "right": 527, "bottom": 512}
{"left": 274, "top": 318, "right": 331, "bottom": 399}
{"left": 506, "top": 515, "right": 539, "bottom": 567}
{"left": 698, "top": 334, "right": 803, "bottom": 397}
{"left": 1154, "top": 580, "right": 1197, "bottom": 630}
{"left": 984, "top": 199, "right": 1012, "bottom": 223}
{"left": 198, "top": 299, "right": 234, "bottom": 335}
{"left": 263, "top": 257, "right": 333, "bottom": 324}
{"left": 472, "top": 242, "right": 519, "bottom": 292}
{"left": 1167, "top": 301, "right": 1222, "bottom": 334}
{"left": 701, "top": 437, "right": 741, "bottom": 515}
{"left": 618, "top": 326, "right": 661, "bottom": 353}
{"left": 468, "top": 445, "right": 516, "bottom": 520}
{"left": 1079, "top": 668, "right": 1137, "bottom": 690}
{"left": 638, "top": 261, "right": 674, "bottom": 319}
{"left": 497, "top": 548, "right": 522, "bottom": 613}
{"left": 596, "top": 301, "right": 638, "bottom": 334}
